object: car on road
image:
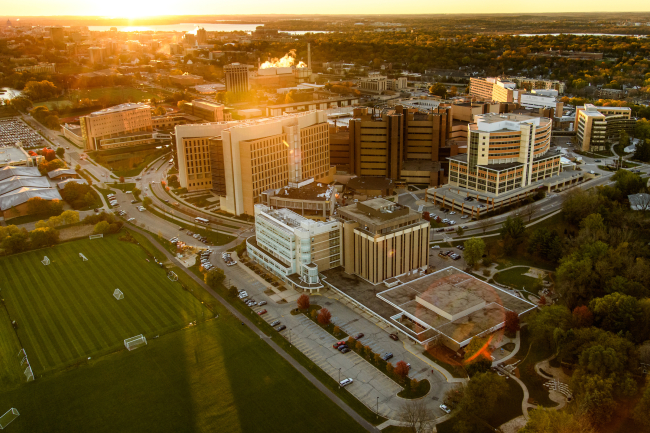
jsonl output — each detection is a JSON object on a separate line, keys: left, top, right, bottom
{"left": 448, "top": 220, "right": 456, "bottom": 225}
{"left": 276, "top": 325, "right": 286, "bottom": 331}
{"left": 436, "top": 228, "right": 445, "bottom": 233}
{"left": 333, "top": 341, "right": 346, "bottom": 349}
{"left": 354, "top": 333, "right": 364, "bottom": 340}
{"left": 381, "top": 353, "right": 393, "bottom": 361}
{"left": 439, "top": 404, "right": 452, "bottom": 414}
{"left": 450, "top": 254, "right": 461, "bottom": 260}
{"left": 457, "top": 245, "right": 465, "bottom": 250}
{"left": 257, "top": 309, "right": 267, "bottom": 315}
{"left": 389, "top": 334, "right": 399, "bottom": 341}
{"left": 339, "top": 378, "right": 354, "bottom": 387}
{"left": 94, "top": 208, "right": 100, "bottom": 213}
{"left": 594, "top": 159, "right": 601, "bottom": 163}
{"left": 438, "top": 252, "right": 448, "bottom": 258}
{"left": 461, "top": 226, "right": 468, "bottom": 230}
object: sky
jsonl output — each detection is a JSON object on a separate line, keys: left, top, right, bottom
{"left": 4, "top": 0, "right": 650, "bottom": 17}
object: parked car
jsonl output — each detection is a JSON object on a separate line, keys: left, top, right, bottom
{"left": 431, "top": 245, "right": 440, "bottom": 249}
{"left": 354, "top": 333, "right": 364, "bottom": 340}
{"left": 339, "top": 378, "right": 354, "bottom": 387}
{"left": 257, "top": 309, "right": 267, "bottom": 315}
{"left": 238, "top": 291, "right": 248, "bottom": 299}
{"left": 340, "top": 347, "right": 351, "bottom": 354}
{"left": 381, "top": 352, "right": 393, "bottom": 361}
{"left": 276, "top": 325, "right": 286, "bottom": 331}
{"left": 439, "top": 404, "right": 452, "bottom": 414}
{"left": 389, "top": 334, "right": 399, "bottom": 341}
{"left": 457, "top": 245, "right": 465, "bottom": 250}
{"left": 333, "top": 341, "right": 346, "bottom": 349}
{"left": 258, "top": 301, "right": 267, "bottom": 306}
{"left": 461, "top": 215, "right": 469, "bottom": 219}
{"left": 438, "top": 252, "right": 448, "bottom": 258}
{"left": 270, "top": 320, "right": 281, "bottom": 327}
{"left": 449, "top": 211, "right": 456, "bottom": 215}
{"left": 436, "top": 228, "right": 445, "bottom": 233}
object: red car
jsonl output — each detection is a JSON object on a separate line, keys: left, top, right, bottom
{"left": 389, "top": 333, "right": 399, "bottom": 341}
{"left": 257, "top": 309, "right": 267, "bottom": 315}
{"left": 333, "top": 341, "right": 346, "bottom": 349}
{"left": 354, "top": 333, "right": 364, "bottom": 340}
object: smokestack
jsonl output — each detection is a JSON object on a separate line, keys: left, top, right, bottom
{"left": 308, "top": 43, "right": 311, "bottom": 69}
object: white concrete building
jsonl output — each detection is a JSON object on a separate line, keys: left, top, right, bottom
{"left": 247, "top": 205, "right": 342, "bottom": 292}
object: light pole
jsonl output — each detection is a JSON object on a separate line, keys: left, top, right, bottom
{"left": 289, "top": 329, "right": 292, "bottom": 347}
{"left": 338, "top": 368, "right": 341, "bottom": 388}
{"left": 376, "top": 397, "right": 379, "bottom": 419}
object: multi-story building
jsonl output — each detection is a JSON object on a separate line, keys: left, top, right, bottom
{"left": 169, "top": 73, "right": 204, "bottom": 86}
{"left": 246, "top": 205, "right": 342, "bottom": 292}
{"left": 337, "top": 198, "right": 429, "bottom": 284}
{"left": 575, "top": 105, "right": 635, "bottom": 152}
{"left": 470, "top": 77, "right": 517, "bottom": 103}
{"left": 181, "top": 100, "right": 224, "bottom": 122}
{"left": 518, "top": 90, "right": 563, "bottom": 112}
{"left": 88, "top": 47, "right": 104, "bottom": 64}
{"left": 13, "top": 63, "right": 56, "bottom": 74}
{"left": 358, "top": 75, "right": 388, "bottom": 94}
{"left": 260, "top": 180, "right": 337, "bottom": 220}
{"left": 175, "top": 111, "right": 333, "bottom": 215}
{"left": 79, "top": 103, "right": 154, "bottom": 151}
{"left": 196, "top": 28, "right": 207, "bottom": 45}
{"left": 447, "top": 113, "right": 559, "bottom": 196}
{"left": 386, "top": 77, "right": 408, "bottom": 91}
{"left": 49, "top": 26, "right": 64, "bottom": 44}
{"left": 508, "top": 77, "right": 566, "bottom": 94}
{"left": 224, "top": 63, "right": 251, "bottom": 93}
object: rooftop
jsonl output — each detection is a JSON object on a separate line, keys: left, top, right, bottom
{"left": 0, "top": 146, "right": 30, "bottom": 165}
{"left": 89, "top": 103, "right": 150, "bottom": 117}
{"left": 0, "top": 166, "right": 41, "bottom": 182}
{"left": 346, "top": 176, "right": 393, "bottom": 191}
{"left": 268, "top": 182, "right": 335, "bottom": 202}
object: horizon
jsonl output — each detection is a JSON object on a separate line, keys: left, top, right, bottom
{"left": 3, "top": 1, "right": 650, "bottom": 18}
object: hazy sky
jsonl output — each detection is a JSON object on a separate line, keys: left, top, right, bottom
{"left": 4, "top": 0, "right": 650, "bottom": 17}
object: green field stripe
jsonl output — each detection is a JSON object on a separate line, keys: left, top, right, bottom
{"left": 17, "top": 254, "right": 87, "bottom": 365}
{"left": 55, "top": 242, "right": 125, "bottom": 346}
{"left": 48, "top": 247, "right": 111, "bottom": 353}
{"left": 2, "top": 256, "right": 67, "bottom": 370}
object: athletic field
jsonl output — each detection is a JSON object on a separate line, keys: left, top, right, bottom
{"left": 0, "top": 236, "right": 211, "bottom": 374}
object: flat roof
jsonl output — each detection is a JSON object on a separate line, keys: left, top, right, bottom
{"left": 346, "top": 176, "right": 393, "bottom": 191}
{"left": 268, "top": 182, "right": 335, "bottom": 202}
{"left": 89, "top": 103, "right": 150, "bottom": 117}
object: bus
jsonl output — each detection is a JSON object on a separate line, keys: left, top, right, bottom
{"left": 195, "top": 217, "right": 209, "bottom": 225}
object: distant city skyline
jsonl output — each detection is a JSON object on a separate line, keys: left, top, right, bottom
{"left": 3, "top": 1, "right": 650, "bottom": 17}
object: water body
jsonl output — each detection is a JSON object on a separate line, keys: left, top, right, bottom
{"left": 0, "top": 88, "right": 22, "bottom": 101}
{"left": 516, "top": 33, "right": 647, "bottom": 38}
{"left": 87, "top": 23, "right": 328, "bottom": 35}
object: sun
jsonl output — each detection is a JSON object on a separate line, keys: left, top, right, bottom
{"left": 98, "top": 0, "right": 171, "bottom": 19}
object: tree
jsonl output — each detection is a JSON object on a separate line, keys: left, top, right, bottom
{"left": 29, "top": 227, "right": 59, "bottom": 248}
{"left": 398, "top": 398, "right": 435, "bottom": 433}
{"left": 152, "top": 106, "right": 166, "bottom": 116}
{"left": 590, "top": 292, "right": 642, "bottom": 337}
{"left": 456, "top": 226, "right": 464, "bottom": 237}
{"left": 632, "top": 139, "right": 650, "bottom": 163}
{"left": 394, "top": 361, "right": 410, "bottom": 380}
{"left": 527, "top": 305, "right": 571, "bottom": 351}
{"left": 119, "top": 176, "right": 125, "bottom": 183}
{"left": 504, "top": 311, "right": 520, "bottom": 336}
{"left": 386, "top": 362, "right": 394, "bottom": 376}
{"left": 523, "top": 201, "right": 537, "bottom": 222}
{"left": 428, "top": 83, "right": 447, "bottom": 99}
{"left": 94, "top": 221, "right": 110, "bottom": 234}
{"left": 204, "top": 268, "right": 225, "bottom": 288}
{"left": 142, "top": 197, "right": 152, "bottom": 208}
{"left": 228, "top": 286, "right": 238, "bottom": 298}
{"left": 612, "top": 169, "right": 646, "bottom": 198}
{"left": 1, "top": 229, "right": 29, "bottom": 254}
{"left": 454, "top": 372, "right": 508, "bottom": 433}
{"left": 333, "top": 325, "right": 340, "bottom": 335}
{"left": 132, "top": 187, "right": 141, "bottom": 200}
{"left": 633, "top": 379, "right": 650, "bottom": 427}
{"left": 463, "top": 336, "right": 492, "bottom": 376}
{"left": 572, "top": 305, "right": 593, "bottom": 328}
{"left": 297, "top": 293, "right": 310, "bottom": 310}
{"left": 463, "top": 237, "right": 485, "bottom": 268}
{"left": 521, "top": 409, "right": 597, "bottom": 433}
{"left": 317, "top": 308, "right": 331, "bottom": 325}
{"left": 23, "top": 80, "right": 59, "bottom": 100}
{"left": 310, "top": 309, "right": 318, "bottom": 320}
{"left": 562, "top": 189, "right": 605, "bottom": 225}
{"left": 8, "top": 97, "right": 32, "bottom": 112}
{"left": 55, "top": 147, "right": 65, "bottom": 158}
{"left": 500, "top": 215, "right": 526, "bottom": 240}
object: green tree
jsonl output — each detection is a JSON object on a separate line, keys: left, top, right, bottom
{"left": 55, "top": 147, "right": 65, "bottom": 158}
{"left": 9, "top": 97, "right": 33, "bottom": 112}
{"left": 500, "top": 215, "right": 526, "bottom": 240}
{"left": 463, "top": 237, "right": 485, "bottom": 268}
{"left": 1, "top": 229, "right": 29, "bottom": 254}
{"left": 521, "top": 409, "right": 597, "bottom": 433}
{"left": 204, "top": 268, "right": 225, "bottom": 288}
{"left": 94, "top": 221, "right": 110, "bottom": 234}
{"left": 632, "top": 139, "right": 650, "bottom": 163}
{"left": 428, "top": 83, "right": 447, "bottom": 98}
{"left": 561, "top": 189, "right": 605, "bottom": 225}
{"left": 527, "top": 305, "right": 571, "bottom": 351}
{"left": 142, "top": 197, "right": 152, "bottom": 208}
{"left": 590, "top": 292, "right": 642, "bottom": 337}
{"left": 456, "top": 226, "right": 464, "bottom": 237}
{"left": 454, "top": 372, "right": 508, "bottom": 433}
{"left": 612, "top": 169, "right": 646, "bottom": 198}
{"left": 228, "top": 286, "right": 238, "bottom": 298}
{"left": 633, "top": 379, "right": 650, "bottom": 427}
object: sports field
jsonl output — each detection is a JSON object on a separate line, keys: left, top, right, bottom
{"left": 0, "top": 236, "right": 211, "bottom": 374}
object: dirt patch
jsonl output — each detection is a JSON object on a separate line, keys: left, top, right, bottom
{"left": 59, "top": 224, "right": 95, "bottom": 241}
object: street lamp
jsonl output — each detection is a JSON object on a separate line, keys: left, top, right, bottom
{"left": 289, "top": 329, "right": 292, "bottom": 347}
{"left": 338, "top": 368, "right": 341, "bottom": 388}
{"left": 376, "top": 397, "right": 379, "bottom": 419}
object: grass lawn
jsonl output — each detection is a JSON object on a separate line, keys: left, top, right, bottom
{"left": 0, "top": 236, "right": 212, "bottom": 374}
{"left": 515, "top": 327, "right": 557, "bottom": 408}
{"left": 422, "top": 349, "right": 468, "bottom": 379}
{"left": 493, "top": 268, "right": 541, "bottom": 291}
{"left": 107, "top": 182, "right": 136, "bottom": 193}
{"left": 35, "top": 87, "right": 161, "bottom": 110}
{"left": 0, "top": 300, "right": 368, "bottom": 433}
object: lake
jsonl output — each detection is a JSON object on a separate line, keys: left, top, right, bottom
{"left": 88, "top": 23, "right": 328, "bottom": 35}
{"left": 516, "top": 33, "right": 647, "bottom": 38}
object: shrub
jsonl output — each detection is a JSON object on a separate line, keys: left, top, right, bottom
{"left": 394, "top": 361, "right": 410, "bottom": 379}
{"left": 94, "top": 221, "right": 110, "bottom": 234}
{"left": 333, "top": 325, "right": 340, "bottom": 335}
{"left": 310, "top": 309, "right": 318, "bottom": 320}
{"left": 504, "top": 311, "right": 520, "bottom": 336}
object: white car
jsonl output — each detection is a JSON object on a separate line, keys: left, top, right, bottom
{"left": 449, "top": 211, "right": 456, "bottom": 215}
{"left": 448, "top": 220, "right": 456, "bottom": 225}
{"left": 238, "top": 291, "right": 248, "bottom": 299}
{"left": 439, "top": 404, "right": 451, "bottom": 414}
{"left": 127, "top": 218, "right": 135, "bottom": 222}
{"left": 431, "top": 245, "right": 440, "bottom": 249}
{"left": 339, "top": 378, "right": 354, "bottom": 387}
{"left": 442, "top": 218, "right": 449, "bottom": 223}
{"left": 461, "top": 215, "right": 469, "bottom": 219}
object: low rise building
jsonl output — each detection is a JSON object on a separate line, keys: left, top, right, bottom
{"left": 260, "top": 179, "right": 337, "bottom": 220}
{"left": 358, "top": 75, "right": 388, "bottom": 94}
{"left": 169, "top": 73, "right": 204, "bottom": 86}
{"left": 181, "top": 100, "right": 225, "bottom": 122}
{"left": 13, "top": 62, "right": 56, "bottom": 74}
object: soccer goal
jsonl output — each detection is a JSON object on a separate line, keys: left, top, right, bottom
{"left": 0, "top": 408, "right": 20, "bottom": 430}
{"left": 79, "top": 253, "right": 88, "bottom": 261}
{"left": 124, "top": 334, "right": 147, "bottom": 351}
{"left": 89, "top": 234, "right": 103, "bottom": 239}
{"left": 41, "top": 256, "right": 50, "bottom": 266}
{"left": 113, "top": 289, "right": 124, "bottom": 300}
{"left": 23, "top": 366, "right": 34, "bottom": 382}
{"left": 167, "top": 271, "right": 178, "bottom": 282}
